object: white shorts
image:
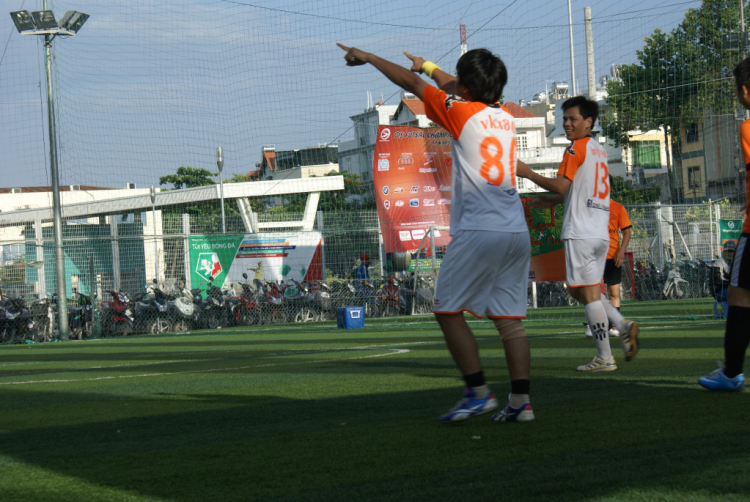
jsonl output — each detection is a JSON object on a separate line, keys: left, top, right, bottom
{"left": 564, "top": 238, "right": 608, "bottom": 287}
{"left": 433, "top": 230, "right": 530, "bottom": 318}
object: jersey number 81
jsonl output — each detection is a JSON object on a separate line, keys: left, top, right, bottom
{"left": 479, "top": 136, "right": 517, "bottom": 188}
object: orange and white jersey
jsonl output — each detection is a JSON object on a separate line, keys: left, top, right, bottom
{"left": 422, "top": 85, "right": 527, "bottom": 234}
{"left": 740, "top": 119, "right": 750, "bottom": 233}
{"left": 557, "top": 137, "right": 610, "bottom": 241}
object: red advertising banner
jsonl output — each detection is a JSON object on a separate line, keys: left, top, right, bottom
{"left": 372, "top": 125, "right": 453, "bottom": 253}
{"left": 373, "top": 125, "right": 566, "bottom": 282}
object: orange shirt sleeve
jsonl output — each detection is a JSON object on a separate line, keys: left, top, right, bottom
{"left": 556, "top": 138, "right": 588, "bottom": 181}
{"left": 423, "top": 84, "right": 485, "bottom": 140}
{"left": 618, "top": 204, "right": 632, "bottom": 231}
{"left": 741, "top": 119, "right": 750, "bottom": 166}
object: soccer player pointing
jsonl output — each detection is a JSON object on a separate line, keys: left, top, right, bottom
{"left": 516, "top": 97, "right": 638, "bottom": 372}
{"left": 338, "top": 44, "right": 535, "bottom": 422}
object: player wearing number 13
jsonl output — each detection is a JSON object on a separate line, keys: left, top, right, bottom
{"left": 337, "top": 43, "right": 533, "bottom": 423}
{"left": 517, "top": 96, "right": 639, "bottom": 372}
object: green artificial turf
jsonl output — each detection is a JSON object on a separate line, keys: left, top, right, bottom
{"left": 0, "top": 311, "right": 747, "bottom": 501}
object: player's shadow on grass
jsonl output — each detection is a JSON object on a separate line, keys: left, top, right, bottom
{"left": 1, "top": 376, "right": 748, "bottom": 501}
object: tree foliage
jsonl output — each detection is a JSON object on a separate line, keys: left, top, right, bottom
{"left": 611, "top": 176, "right": 661, "bottom": 204}
{"left": 602, "top": 0, "right": 739, "bottom": 147}
{"left": 159, "top": 166, "right": 217, "bottom": 190}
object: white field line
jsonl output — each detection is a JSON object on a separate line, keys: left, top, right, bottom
{"left": 0, "top": 341, "right": 440, "bottom": 372}
{"left": 0, "top": 347, "right": 411, "bottom": 386}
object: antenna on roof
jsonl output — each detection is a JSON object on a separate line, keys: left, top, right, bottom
{"left": 460, "top": 24, "right": 467, "bottom": 55}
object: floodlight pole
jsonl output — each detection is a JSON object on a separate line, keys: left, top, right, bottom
{"left": 42, "top": 1, "right": 69, "bottom": 340}
{"left": 150, "top": 185, "right": 159, "bottom": 284}
{"left": 567, "top": 0, "right": 577, "bottom": 96}
{"left": 217, "top": 147, "right": 226, "bottom": 234}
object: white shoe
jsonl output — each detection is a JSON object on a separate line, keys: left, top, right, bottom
{"left": 576, "top": 355, "right": 617, "bottom": 372}
{"left": 609, "top": 327, "right": 620, "bottom": 337}
{"left": 583, "top": 322, "right": 593, "bottom": 338}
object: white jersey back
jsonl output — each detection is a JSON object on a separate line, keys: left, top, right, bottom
{"left": 423, "top": 85, "right": 527, "bottom": 234}
{"left": 557, "top": 137, "right": 610, "bottom": 241}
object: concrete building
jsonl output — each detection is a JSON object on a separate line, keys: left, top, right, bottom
{"left": 0, "top": 185, "right": 160, "bottom": 298}
{"left": 672, "top": 115, "right": 746, "bottom": 203}
{"left": 255, "top": 145, "right": 339, "bottom": 181}
{"left": 337, "top": 99, "right": 399, "bottom": 186}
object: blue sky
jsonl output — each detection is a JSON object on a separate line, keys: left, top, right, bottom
{"left": 0, "top": 0, "right": 705, "bottom": 189}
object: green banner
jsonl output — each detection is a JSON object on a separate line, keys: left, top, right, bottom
{"left": 719, "top": 219, "right": 742, "bottom": 249}
{"left": 189, "top": 234, "right": 244, "bottom": 290}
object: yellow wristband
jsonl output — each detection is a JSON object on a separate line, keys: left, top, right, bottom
{"left": 421, "top": 61, "right": 441, "bottom": 78}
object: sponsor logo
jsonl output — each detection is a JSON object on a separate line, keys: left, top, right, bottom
{"left": 384, "top": 200, "right": 391, "bottom": 209}
{"left": 393, "top": 187, "right": 404, "bottom": 193}
{"left": 439, "top": 185, "right": 451, "bottom": 191}
{"left": 196, "top": 252, "right": 222, "bottom": 281}
{"left": 382, "top": 186, "right": 389, "bottom": 195}
{"left": 528, "top": 270, "right": 536, "bottom": 280}
{"left": 410, "top": 186, "right": 419, "bottom": 193}
{"left": 395, "top": 200, "right": 404, "bottom": 207}
{"left": 380, "top": 128, "right": 391, "bottom": 141}
{"left": 586, "top": 199, "right": 609, "bottom": 211}
{"left": 438, "top": 198, "right": 451, "bottom": 205}
{"left": 409, "top": 198, "right": 419, "bottom": 207}
{"left": 423, "top": 186, "right": 436, "bottom": 192}
{"left": 412, "top": 229, "right": 426, "bottom": 240}
{"left": 398, "top": 156, "right": 415, "bottom": 165}
{"left": 728, "top": 221, "right": 736, "bottom": 229}
{"left": 419, "top": 167, "right": 437, "bottom": 173}
{"left": 479, "top": 114, "right": 514, "bottom": 132}
{"left": 399, "top": 231, "right": 411, "bottom": 241}
{"left": 423, "top": 199, "right": 435, "bottom": 206}
{"left": 377, "top": 159, "right": 389, "bottom": 171}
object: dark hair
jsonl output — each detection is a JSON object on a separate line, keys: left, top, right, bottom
{"left": 455, "top": 49, "right": 507, "bottom": 105}
{"left": 733, "top": 57, "right": 750, "bottom": 90}
{"left": 562, "top": 96, "right": 599, "bottom": 125}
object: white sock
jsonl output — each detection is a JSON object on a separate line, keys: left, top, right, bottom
{"left": 585, "top": 300, "right": 611, "bottom": 360}
{"left": 509, "top": 393, "right": 529, "bottom": 408}
{"left": 600, "top": 294, "right": 625, "bottom": 331}
{"left": 471, "top": 384, "right": 490, "bottom": 399}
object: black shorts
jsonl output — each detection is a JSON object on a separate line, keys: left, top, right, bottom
{"left": 730, "top": 233, "right": 750, "bottom": 290}
{"left": 603, "top": 259, "right": 622, "bottom": 286}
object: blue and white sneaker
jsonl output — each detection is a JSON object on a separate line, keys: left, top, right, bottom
{"left": 439, "top": 387, "right": 498, "bottom": 423}
{"left": 490, "top": 394, "right": 535, "bottom": 422}
{"left": 698, "top": 361, "right": 745, "bottom": 391}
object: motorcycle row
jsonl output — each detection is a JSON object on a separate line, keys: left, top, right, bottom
{"left": 633, "top": 258, "right": 721, "bottom": 301}
{"left": 0, "top": 273, "right": 437, "bottom": 344}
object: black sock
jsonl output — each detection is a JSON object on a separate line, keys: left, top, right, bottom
{"left": 724, "top": 306, "right": 750, "bottom": 378}
{"left": 463, "top": 371, "right": 485, "bottom": 388}
{"left": 511, "top": 379, "right": 530, "bottom": 395}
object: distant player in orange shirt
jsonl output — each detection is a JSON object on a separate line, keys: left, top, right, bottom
{"left": 338, "top": 43, "right": 534, "bottom": 423}
{"left": 698, "top": 57, "right": 750, "bottom": 391}
{"left": 584, "top": 193, "right": 631, "bottom": 337}
{"left": 516, "top": 96, "right": 639, "bottom": 372}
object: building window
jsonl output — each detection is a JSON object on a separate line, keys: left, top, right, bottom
{"left": 516, "top": 133, "right": 528, "bottom": 150}
{"left": 632, "top": 141, "right": 661, "bottom": 168}
{"left": 686, "top": 123, "right": 699, "bottom": 143}
{"left": 688, "top": 165, "right": 701, "bottom": 189}
{"left": 2, "top": 244, "right": 25, "bottom": 264}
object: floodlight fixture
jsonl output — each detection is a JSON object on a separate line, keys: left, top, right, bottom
{"left": 31, "top": 10, "right": 58, "bottom": 30}
{"left": 10, "top": 10, "right": 35, "bottom": 32}
{"left": 216, "top": 147, "right": 224, "bottom": 172}
{"left": 59, "top": 11, "right": 89, "bottom": 33}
